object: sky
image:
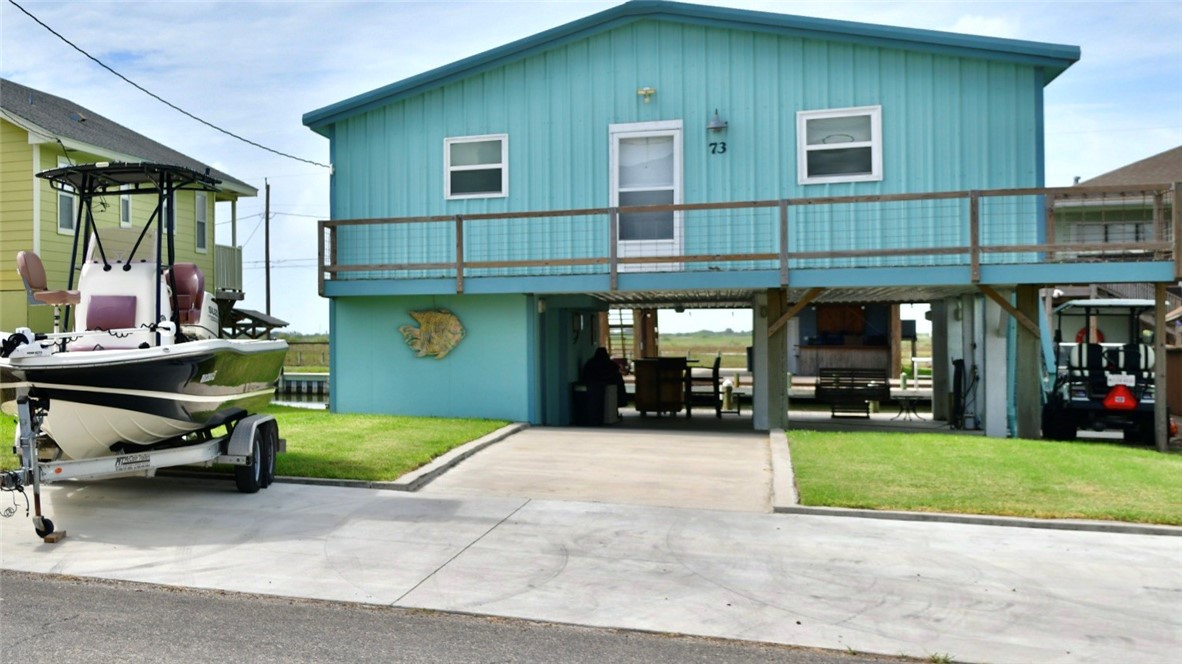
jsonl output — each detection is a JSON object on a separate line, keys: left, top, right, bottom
{"left": 3, "top": 0, "right": 1180, "bottom": 334}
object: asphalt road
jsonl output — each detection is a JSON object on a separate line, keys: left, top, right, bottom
{"left": 0, "top": 571, "right": 912, "bottom": 664}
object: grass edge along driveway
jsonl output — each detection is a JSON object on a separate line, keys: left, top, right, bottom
{"left": 0, "top": 406, "right": 509, "bottom": 483}
{"left": 788, "top": 430, "right": 1182, "bottom": 526}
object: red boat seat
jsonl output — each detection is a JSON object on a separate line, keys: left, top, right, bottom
{"left": 166, "top": 263, "right": 205, "bottom": 324}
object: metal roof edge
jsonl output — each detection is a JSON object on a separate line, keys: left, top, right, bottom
{"left": 303, "top": 0, "right": 1079, "bottom": 130}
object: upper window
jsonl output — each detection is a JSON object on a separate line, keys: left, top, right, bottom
{"left": 195, "top": 192, "right": 208, "bottom": 252}
{"left": 120, "top": 185, "right": 132, "bottom": 227}
{"left": 445, "top": 134, "right": 507, "bottom": 199}
{"left": 56, "top": 156, "right": 76, "bottom": 234}
{"left": 797, "top": 106, "right": 882, "bottom": 184}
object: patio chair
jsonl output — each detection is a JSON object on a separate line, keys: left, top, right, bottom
{"left": 686, "top": 355, "right": 723, "bottom": 418}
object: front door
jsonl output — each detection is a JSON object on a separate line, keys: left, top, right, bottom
{"left": 610, "top": 120, "right": 683, "bottom": 271}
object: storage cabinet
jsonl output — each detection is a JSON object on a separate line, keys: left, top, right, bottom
{"left": 632, "top": 357, "right": 687, "bottom": 415}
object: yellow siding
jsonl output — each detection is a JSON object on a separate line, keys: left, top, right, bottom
{"left": 0, "top": 119, "right": 34, "bottom": 295}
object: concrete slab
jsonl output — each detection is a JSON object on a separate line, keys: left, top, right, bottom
{"left": 3, "top": 479, "right": 1179, "bottom": 663}
{"left": 419, "top": 426, "right": 772, "bottom": 513}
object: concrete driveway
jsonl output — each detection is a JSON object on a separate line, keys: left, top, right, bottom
{"left": 421, "top": 424, "right": 773, "bottom": 512}
{"left": 2, "top": 477, "right": 1179, "bottom": 664}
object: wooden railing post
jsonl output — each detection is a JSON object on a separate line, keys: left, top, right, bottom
{"left": 779, "top": 199, "right": 789, "bottom": 286}
{"left": 455, "top": 215, "right": 465, "bottom": 294}
{"left": 609, "top": 208, "right": 619, "bottom": 291}
{"left": 317, "top": 220, "right": 326, "bottom": 296}
{"left": 1043, "top": 192, "right": 1056, "bottom": 262}
{"left": 969, "top": 191, "right": 980, "bottom": 283}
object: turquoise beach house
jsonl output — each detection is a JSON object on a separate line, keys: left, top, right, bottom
{"left": 303, "top": 1, "right": 1178, "bottom": 438}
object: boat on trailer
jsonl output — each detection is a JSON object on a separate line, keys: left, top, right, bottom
{"left": 1, "top": 162, "right": 288, "bottom": 541}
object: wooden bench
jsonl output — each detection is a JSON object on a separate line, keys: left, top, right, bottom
{"left": 815, "top": 368, "right": 890, "bottom": 418}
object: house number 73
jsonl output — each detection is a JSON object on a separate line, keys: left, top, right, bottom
{"left": 709, "top": 142, "right": 727, "bottom": 154}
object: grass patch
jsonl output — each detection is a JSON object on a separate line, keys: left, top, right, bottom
{"left": 1, "top": 406, "right": 509, "bottom": 482}
{"left": 789, "top": 430, "right": 1182, "bottom": 525}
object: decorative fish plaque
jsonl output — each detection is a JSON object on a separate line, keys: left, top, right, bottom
{"left": 398, "top": 309, "right": 465, "bottom": 359}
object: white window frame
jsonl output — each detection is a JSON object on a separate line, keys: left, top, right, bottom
{"left": 195, "top": 191, "right": 208, "bottom": 252}
{"left": 444, "top": 134, "right": 508, "bottom": 200}
{"left": 56, "top": 156, "right": 77, "bottom": 235}
{"left": 796, "top": 105, "right": 883, "bottom": 185}
{"left": 120, "top": 184, "right": 132, "bottom": 228}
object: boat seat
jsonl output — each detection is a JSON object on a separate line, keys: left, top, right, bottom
{"left": 166, "top": 263, "right": 205, "bottom": 325}
{"left": 86, "top": 295, "right": 138, "bottom": 331}
{"left": 17, "top": 250, "right": 80, "bottom": 332}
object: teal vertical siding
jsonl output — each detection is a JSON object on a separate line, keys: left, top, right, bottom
{"left": 330, "top": 19, "right": 1044, "bottom": 273}
{"left": 333, "top": 294, "right": 532, "bottom": 420}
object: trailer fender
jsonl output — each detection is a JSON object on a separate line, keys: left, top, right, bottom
{"left": 226, "top": 414, "right": 277, "bottom": 460}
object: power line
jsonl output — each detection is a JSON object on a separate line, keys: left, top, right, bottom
{"left": 8, "top": 0, "right": 332, "bottom": 170}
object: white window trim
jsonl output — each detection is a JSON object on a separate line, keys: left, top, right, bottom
{"left": 120, "top": 184, "right": 133, "bottom": 228}
{"left": 444, "top": 133, "right": 508, "bottom": 200}
{"left": 796, "top": 105, "right": 883, "bottom": 185}
{"left": 56, "top": 156, "right": 77, "bottom": 236}
{"left": 195, "top": 191, "right": 208, "bottom": 253}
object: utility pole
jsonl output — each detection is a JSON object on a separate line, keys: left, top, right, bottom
{"left": 264, "top": 179, "right": 271, "bottom": 316}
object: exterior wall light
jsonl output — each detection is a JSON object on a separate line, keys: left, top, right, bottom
{"left": 707, "top": 109, "right": 728, "bottom": 132}
{"left": 637, "top": 87, "right": 656, "bottom": 103}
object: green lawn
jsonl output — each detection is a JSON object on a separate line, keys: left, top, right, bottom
{"left": 789, "top": 430, "right": 1182, "bottom": 525}
{"left": 0, "top": 406, "right": 509, "bottom": 482}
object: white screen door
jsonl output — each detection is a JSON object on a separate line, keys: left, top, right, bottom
{"left": 610, "top": 120, "right": 682, "bottom": 271}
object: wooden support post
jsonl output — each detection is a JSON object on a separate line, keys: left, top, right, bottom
{"left": 1153, "top": 192, "right": 1165, "bottom": 260}
{"left": 1015, "top": 285, "right": 1041, "bottom": 440}
{"left": 1043, "top": 193, "right": 1056, "bottom": 262}
{"left": 1155, "top": 283, "right": 1168, "bottom": 453}
{"left": 455, "top": 215, "right": 465, "bottom": 294}
{"left": 768, "top": 287, "right": 825, "bottom": 338}
{"left": 977, "top": 285, "right": 1041, "bottom": 339}
{"left": 766, "top": 288, "right": 789, "bottom": 430}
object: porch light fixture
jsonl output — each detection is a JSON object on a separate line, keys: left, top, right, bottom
{"left": 637, "top": 86, "right": 656, "bottom": 103}
{"left": 706, "top": 109, "right": 727, "bottom": 132}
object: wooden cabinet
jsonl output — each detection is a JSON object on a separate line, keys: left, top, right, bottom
{"left": 632, "top": 358, "right": 687, "bottom": 415}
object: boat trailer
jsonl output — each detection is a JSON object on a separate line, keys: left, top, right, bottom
{"left": 2, "top": 387, "right": 282, "bottom": 542}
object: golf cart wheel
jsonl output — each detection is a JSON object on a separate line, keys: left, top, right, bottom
{"left": 1041, "top": 405, "right": 1077, "bottom": 441}
{"left": 234, "top": 427, "right": 264, "bottom": 494}
{"left": 34, "top": 517, "right": 54, "bottom": 539}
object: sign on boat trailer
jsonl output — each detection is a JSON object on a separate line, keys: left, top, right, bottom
{"left": 3, "top": 390, "right": 281, "bottom": 542}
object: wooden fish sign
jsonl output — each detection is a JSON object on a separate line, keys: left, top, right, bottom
{"left": 399, "top": 309, "right": 465, "bottom": 359}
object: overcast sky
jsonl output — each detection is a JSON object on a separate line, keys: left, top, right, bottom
{"left": 3, "top": 0, "right": 1180, "bottom": 334}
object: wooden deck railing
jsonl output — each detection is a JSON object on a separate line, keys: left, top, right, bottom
{"left": 318, "top": 183, "right": 1180, "bottom": 295}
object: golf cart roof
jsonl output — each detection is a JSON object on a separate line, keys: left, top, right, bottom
{"left": 1054, "top": 298, "right": 1156, "bottom": 314}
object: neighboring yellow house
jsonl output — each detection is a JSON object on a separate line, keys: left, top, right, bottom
{"left": 0, "top": 78, "right": 256, "bottom": 332}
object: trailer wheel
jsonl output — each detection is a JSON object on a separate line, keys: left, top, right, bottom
{"left": 235, "top": 428, "right": 264, "bottom": 494}
{"left": 34, "top": 517, "right": 54, "bottom": 539}
{"left": 259, "top": 423, "right": 276, "bottom": 489}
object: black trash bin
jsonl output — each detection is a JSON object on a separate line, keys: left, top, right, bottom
{"left": 571, "top": 382, "right": 605, "bottom": 426}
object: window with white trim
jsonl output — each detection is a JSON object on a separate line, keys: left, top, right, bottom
{"left": 444, "top": 134, "right": 507, "bottom": 199}
{"left": 120, "top": 185, "right": 132, "bottom": 227}
{"left": 56, "top": 156, "right": 76, "bottom": 234}
{"left": 797, "top": 106, "right": 882, "bottom": 184}
{"left": 195, "top": 192, "right": 208, "bottom": 251}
